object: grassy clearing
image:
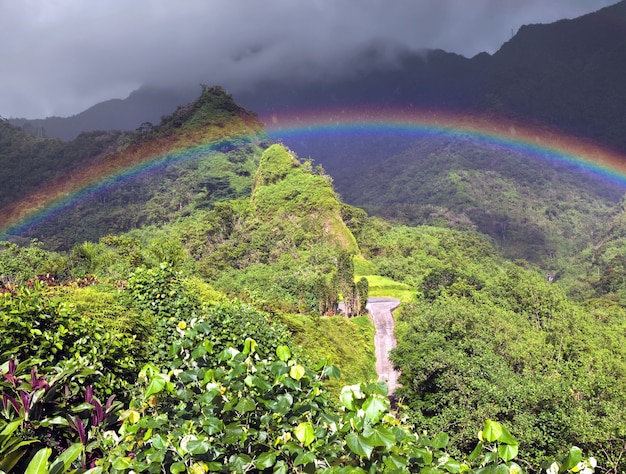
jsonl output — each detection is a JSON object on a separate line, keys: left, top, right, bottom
{"left": 358, "top": 274, "right": 415, "bottom": 302}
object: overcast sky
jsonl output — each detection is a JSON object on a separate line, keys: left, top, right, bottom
{"left": 0, "top": 0, "right": 618, "bottom": 119}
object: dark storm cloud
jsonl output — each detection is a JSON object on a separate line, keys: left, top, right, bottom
{"left": 0, "top": 0, "right": 617, "bottom": 118}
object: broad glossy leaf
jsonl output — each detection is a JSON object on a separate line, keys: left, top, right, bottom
{"left": 254, "top": 451, "right": 276, "bottom": 469}
{"left": 497, "top": 443, "right": 518, "bottom": 462}
{"left": 483, "top": 451, "right": 498, "bottom": 465}
{"left": 243, "top": 338, "right": 257, "bottom": 355}
{"left": 187, "top": 438, "right": 210, "bottom": 455}
{"left": 144, "top": 373, "right": 169, "bottom": 398}
{"left": 70, "top": 402, "right": 94, "bottom": 413}
{"left": 228, "top": 453, "right": 252, "bottom": 473}
{"left": 276, "top": 345, "right": 291, "bottom": 361}
{"left": 562, "top": 446, "right": 582, "bottom": 470}
{"left": 0, "top": 447, "right": 30, "bottom": 473}
{"left": 496, "top": 425, "right": 518, "bottom": 446}
{"left": 468, "top": 441, "right": 483, "bottom": 460}
{"left": 0, "top": 419, "right": 23, "bottom": 437}
{"left": 482, "top": 420, "right": 502, "bottom": 443}
{"left": 294, "top": 422, "right": 315, "bottom": 446}
{"left": 365, "top": 381, "right": 389, "bottom": 396}
{"left": 340, "top": 384, "right": 363, "bottom": 411}
{"left": 324, "top": 364, "right": 341, "bottom": 379}
{"left": 202, "top": 416, "right": 224, "bottom": 435}
{"left": 362, "top": 395, "right": 389, "bottom": 424}
{"left": 273, "top": 460, "right": 289, "bottom": 474}
{"left": 235, "top": 397, "right": 256, "bottom": 414}
{"left": 384, "top": 453, "right": 408, "bottom": 469}
{"left": 419, "top": 466, "right": 444, "bottom": 474}
{"left": 25, "top": 447, "right": 51, "bottom": 474}
{"left": 364, "top": 425, "right": 395, "bottom": 449}
{"left": 494, "top": 464, "right": 509, "bottom": 474}
{"left": 294, "top": 451, "right": 316, "bottom": 466}
{"left": 37, "top": 416, "right": 70, "bottom": 428}
{"left": 223, "top": 424, "right": 244, "bottom": 445}
{"left": 413, "top": 446, "right": 433, "bottom": 465}
{"left": 170, "top": 461, "right": 186, "bottom": 474}
{"left": 269, "top": 393, "right": 293, "bottom": 415}
{"left": 289, "top": 365, "right": 305, "bottom": 381}
{"left": 346, "top": 432, "right": 374, "bottom": 459}
{"left": 49, "top": 442, "right": 82, "bottom": 474}
{"left": 443, "top": 458, "right": 461, "bottom": 473}
{"left": 432, "top": 432, "right": 449, "bottom": 450}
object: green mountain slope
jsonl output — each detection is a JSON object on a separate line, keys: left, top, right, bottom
{"left": 1, "top": 87, "right": 266, "bottom": 249}
{"left": 331, "top": 135, "right": 625, "bottom": 268}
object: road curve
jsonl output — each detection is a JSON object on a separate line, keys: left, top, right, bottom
{"left": 366, "top": 298, "right": 401, "bottom": 394}
{"left": 339, "top": 297, "right": 401, "bottom": 394}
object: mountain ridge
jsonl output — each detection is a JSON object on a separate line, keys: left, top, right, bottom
{"left": 8, "top": 0, "right": 626, "bottom": 154}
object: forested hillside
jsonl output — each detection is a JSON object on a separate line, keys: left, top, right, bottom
{"left": 325, "top": 133, "right": 625, "bottom": 267}
{"left": 0, "top": 87, "right": 266, "bottom": 250}
{"left": 1, "top": 89, "right": 623, "bottom": 473}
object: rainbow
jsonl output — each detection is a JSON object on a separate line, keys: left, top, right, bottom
{"left": 262, "top": 107, "right": 626, "bottom": 186}
{"left": 0, "top": 132, "right": 259, "bottom": 240}
{"left": 2, "top": 106, "right": 626, "bottom": 241}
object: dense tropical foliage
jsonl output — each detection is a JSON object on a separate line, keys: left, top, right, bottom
{"left": 1, "top": 88, "right": 624, "bottom": 472}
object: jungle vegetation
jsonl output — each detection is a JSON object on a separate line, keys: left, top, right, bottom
{"left": 0, "top": 88, "right": 623, "bottom": 473}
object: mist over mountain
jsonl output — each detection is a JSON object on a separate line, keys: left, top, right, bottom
{"left": 8, "top": 1, "right": 626, "bottom": 154}
{"left": 8, "top": 87, "right": 193, "bottom": 141}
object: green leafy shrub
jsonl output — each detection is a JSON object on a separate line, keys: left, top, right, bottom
{"left": 93, "top": 338, "right": 596, "bottom": 473}
{"left": 0, "top": 240, "right": 61, "bottom": 288}
{"left": 0, "top": 356, "right": 122, "bottom": 472}
{"left": 0, "top": 283, "right": 139, "bottom": 397}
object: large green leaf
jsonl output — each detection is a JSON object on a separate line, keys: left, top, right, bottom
{"left": 481, "top": 420, "right": 502, "bottom": 443}
{"left": 413, "top": 447, "right": 433, "bottom": 465}
{"left": 293, "top": 451, "right": 316, "bottom": 467}
{"left": 468, "top": 441, "right": 483, "bottom": 460}
{"left": 187, "top": 438, "right": 210, "bottom": 455}
{"left": 49, "top": 442, "right": 82, "bottom": 474}
{"left": 346, "top": 432, "right": 374, "bottom": 459}
{"left": 497, "top": 443, "right": 518, "bottom": 462}
{"left": 362, "top": 395, "right": 389, "bottom": 424}
{"left": 25, "top": 447, "right": 51, "bottom": 474}
{"left": 562, "top": 446, "right": 582, "bottom": 471}
{"left": 431, "top": 432, "right": 449, "bottom": 450}
{"left": 170, "top": 461, "right": 186, "bottom": 474}
{"left": 289, "top": 365, "right": 305, "bottom": 381}
{"left": 228, "top": 453, "right": 252, "bottom": 474}
{"left": 111, "top": 457, "right": 132, "bottom": 470}
{"left": 276, "top": 345, "right": 291, "bottom": 362}
{"left": 324, "top": 364, "right": 341, "bottom": 380}
{"left": 243, "top": 338, "right": 257, "bottom": 355}
{"left": 294, "top": 422, "right": 315, "bottom": 447}
{"left": 364, "top": 426, "right": 395, "bottom": 449}
{"left": 496, "top": 425, "right": 518, "bottom": 446}
{"left": 0, "top": 419, "right": 22, "bottom": 438}
{"left": 269, "top": 393, "right": 293, "bottom": 415}
{"left": 384, "top": 453, "right": 408, "bottom": 470}
{"left": 37, "top": 416, "right": 70, "bottom": 428}
{"left": 234, "top": 397, "right": 256, "bottom": 414}
{"left": 144, "top": 373, "right": 169, "bottom": 398}
{"left": 273, "top": 460, "right": 289, "bottom": 474}
{"left": 253, "top": 451, "right": 276, "bottom": 470}
{"left": 0, "top": 447, "right": 30, "bottom": 473}
{"left": 340, "top": 384, "right": 363, "bottom": 411}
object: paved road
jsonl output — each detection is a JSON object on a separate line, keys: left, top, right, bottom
{"left": 339, "top": 297, "right": 401, "bottom": 394}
